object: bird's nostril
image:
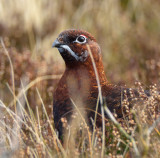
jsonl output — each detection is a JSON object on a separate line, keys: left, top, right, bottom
{"left": 52, "top": 39, "right": 61, "bottom": 48}
{"left": 58, "top": 37, "right": 63, "bottom": 42}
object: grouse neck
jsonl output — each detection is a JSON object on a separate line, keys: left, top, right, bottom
{"left": 65, "top": 60, "right": 108, "bottom": 88}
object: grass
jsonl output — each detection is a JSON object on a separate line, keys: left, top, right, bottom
{"left": 0, "top": 0, "right": 160, "bottom": 157}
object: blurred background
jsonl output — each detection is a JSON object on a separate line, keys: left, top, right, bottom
{"left": 0, "top": 0, "right": 160, "bottom": 111}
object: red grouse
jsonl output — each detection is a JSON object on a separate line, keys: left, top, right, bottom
{"left": 52, "top": 29, "right": 147, "bottom": 138}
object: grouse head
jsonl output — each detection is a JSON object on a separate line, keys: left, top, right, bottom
{"left": 52, "top": 29, "right": 102, "bottom": 68}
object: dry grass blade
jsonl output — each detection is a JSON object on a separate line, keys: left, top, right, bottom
{"left": 91, "top": 94, "right": 100, "bottom": 147}
{"left": 9, "top": 75, "right": 61, "bottom": 108}
{"left": 148, "top": 116, "right": 160, "bottom": 135}
{"left": 70, "top": 98, "right": 92, "bottom": 157}
{"left": 36, "top": 88, "right": 67, "bottom": 158}
{"left": 5, "top": 83, "right": 41, "bottom": 136}
{"left": 0, "top": 76, "right": 29, "bottom": 157}
{"left": 103, "top": 105, "right": 140, "bottom": 157}
{"left": 0, "top": 38, "right": 16, "bottom": 112}
{"left": 87, "top": 45, "right": 105, "bottom": 158}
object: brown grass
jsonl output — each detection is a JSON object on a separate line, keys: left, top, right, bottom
{"left": 0, "top": 0, "right": 160, "bottom": 157}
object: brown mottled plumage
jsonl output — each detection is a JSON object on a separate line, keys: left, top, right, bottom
{"left": 52, "top": 29, "right": 146, "bottom": 138}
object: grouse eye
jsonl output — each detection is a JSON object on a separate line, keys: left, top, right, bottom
{"left": 76, "top": 35, "right": 87, "bottom": 43}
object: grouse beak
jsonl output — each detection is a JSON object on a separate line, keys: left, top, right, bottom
{"left": 52, "top": 39, "right": 61, "bottom": 48}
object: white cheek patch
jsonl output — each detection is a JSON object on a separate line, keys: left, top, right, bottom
{"left": 60, "top": 45, "right": 88, "bottom": 62}
{"left": 60, "top": 45, "right": 79, "bottom": 61}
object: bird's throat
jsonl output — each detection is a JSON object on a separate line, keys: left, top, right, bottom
{"left": 59, "top": 62, "right": 108, "bottom": 100}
